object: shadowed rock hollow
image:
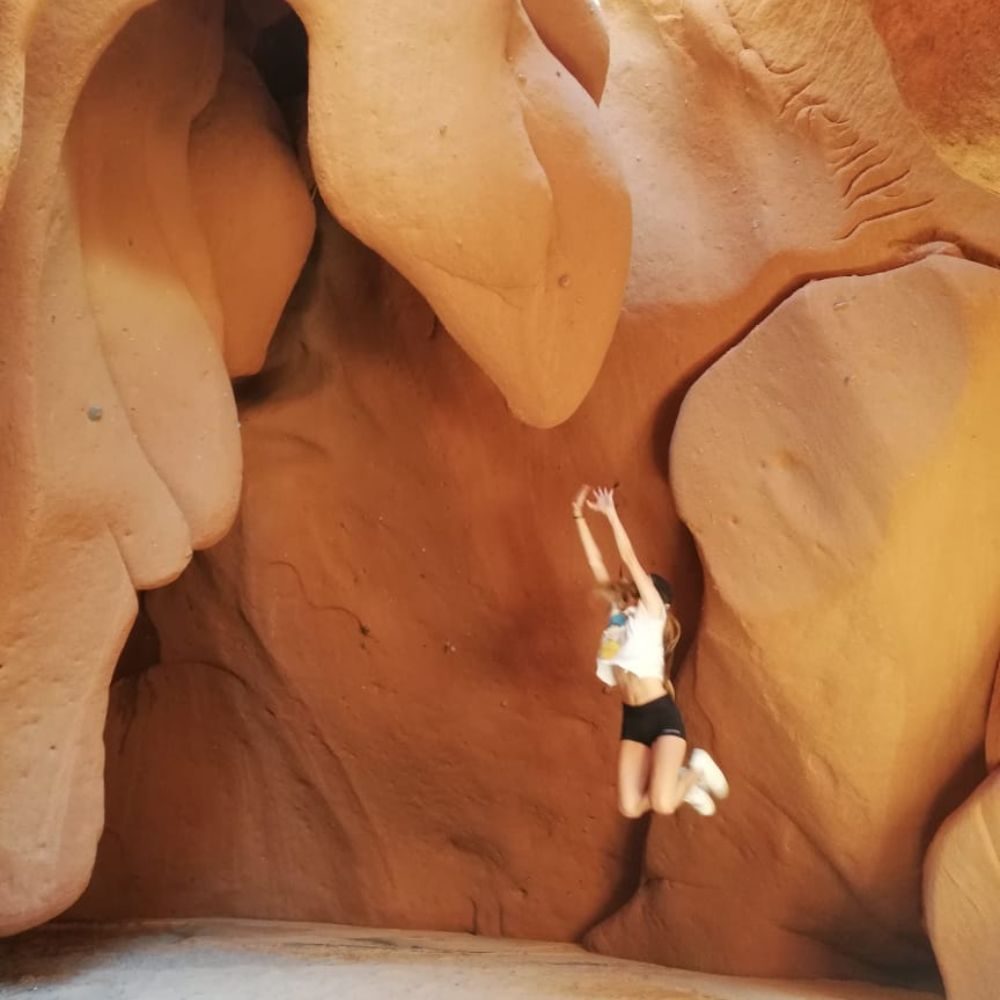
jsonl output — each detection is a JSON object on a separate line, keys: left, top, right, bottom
{"left": 2, "top": 2, "right": 1000, "bottom": 998}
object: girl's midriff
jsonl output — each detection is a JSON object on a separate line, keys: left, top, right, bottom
{"left": 613, "top": 665, "right": 668, "bottom": 706}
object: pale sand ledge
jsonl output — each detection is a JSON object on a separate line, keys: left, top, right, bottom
{"left": 0, "top": 920, "right": 942, "bottom": 1000}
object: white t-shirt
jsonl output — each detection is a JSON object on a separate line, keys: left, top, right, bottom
{"left": 595, "top": 601, "right": 667, "bottom": 686}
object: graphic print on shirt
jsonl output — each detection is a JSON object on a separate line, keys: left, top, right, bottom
{"left": 598, "top": 610, "right": 630, "bottom": 662}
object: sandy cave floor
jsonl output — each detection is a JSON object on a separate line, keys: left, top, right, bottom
{"left": 0, "top": 920, "right": 944, "bottom": 1000}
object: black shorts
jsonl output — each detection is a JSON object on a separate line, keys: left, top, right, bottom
{"left": 620, "top": 694, "right": 686, "bottom": 746}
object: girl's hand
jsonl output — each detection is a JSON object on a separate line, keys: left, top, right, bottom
{"left": 571, "top": 485, "right": 590, "bottom": 517}
{"left": 587, "top": 486, "right": 617, "bottom": 517}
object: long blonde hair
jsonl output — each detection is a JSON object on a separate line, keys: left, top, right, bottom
{"left": 663, "top": 608, "right": 681, "bottom": 698}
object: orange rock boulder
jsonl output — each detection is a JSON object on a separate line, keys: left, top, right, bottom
{"left": 292, "top": 0, "right": 631, "bottom": 427}
{"left": 925, "top": 770, "right": 1000, "bottom": 1000}
{"left": 0, "top": 0, "right": 312, "bottom": 935}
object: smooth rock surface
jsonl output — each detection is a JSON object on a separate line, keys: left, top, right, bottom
{"left": 0, "top": 0, "right": 234, "bottom": 936}
{"left": 0, "top": 920, "right": 944, "bottom": 1000}
{"left": 924, "top": 770, "right": 1000, "bottom": 1000}
{"left": 292, "top": 0, "right": 631, "bottom": 427}
{"left": 189, "top": 44, "right": 316, "bottom": 376}
{"left": 0, "top": 0, "right": 306, "bottom": 934}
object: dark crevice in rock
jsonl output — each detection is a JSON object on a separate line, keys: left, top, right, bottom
{"left": 112, "top": 595, "right": 161, "bottom": 684}
{"left": 248, "top": 11, "right": 308, "bottom": 104}
{"left": 580, "top": 812, "right": 653, "bottom": 940}
{"left": 226, "top": 0, "right": 309, "bottom": 158}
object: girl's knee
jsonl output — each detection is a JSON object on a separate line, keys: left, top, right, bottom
{"left": 649, "top": 793, "right": 677, "bottom": 816}
{"left": 618, "top": 797, "right": 646, "bottom": 819}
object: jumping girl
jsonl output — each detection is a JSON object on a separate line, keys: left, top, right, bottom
{"left": 572, "top": 485, "right": 728, "bottom": 817}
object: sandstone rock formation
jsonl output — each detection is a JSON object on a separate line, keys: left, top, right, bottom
{"left": 291, "top": 0, "right": 631, "bottom": 427}
{"left": 600, "top": 0, "right": 1000, "bottom": 331}
{"left": 925, "top": 771, "right": 1000, "bottom": 1000}
{"left": 587, "top": 255, "right": 1000, "bottom": 980}
{"left": 4, "top": 0, "right": 1000, "bottom": 995}
{"left": 522, "top": 0, "right": 610, "bottom": 103}
{"left": 0, "top": 920, "right": 949, "bottom": 1000}
{"left": 987, "top": 671, "right": 1000, "bottom": 771}
{"left": 0, "top": 0, "right": 631, "bottom": 937}
{"left": 0, "top": 0, "right": 313, "bottom": 935}
{"left": 71, "top": 214, "right": 648, "bottom": 940}
{"left": 189, "top": 44, "right": 316, "bottom": 377}
{"left": 870, "top": 0, "right": 1000, "bottom": 196}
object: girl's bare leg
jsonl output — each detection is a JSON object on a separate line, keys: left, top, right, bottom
{"left": 618, "top": 736, "right": 701, "bottom": 817}
{"left": 617, "top": 740, "right": 652, "bottom": 818}
{"left": 648, "top": 735, "right": 700, "bottom": 814}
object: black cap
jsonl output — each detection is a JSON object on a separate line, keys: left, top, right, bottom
{"left": 651, "top": 573, "right": 673, "bottom": 605}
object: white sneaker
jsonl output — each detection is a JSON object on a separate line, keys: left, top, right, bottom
{"left": 683, "top": 783, "right": 716, "bottom": 816}
{"left": 689, "top": 748, "right": 730, "bottom": 800}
